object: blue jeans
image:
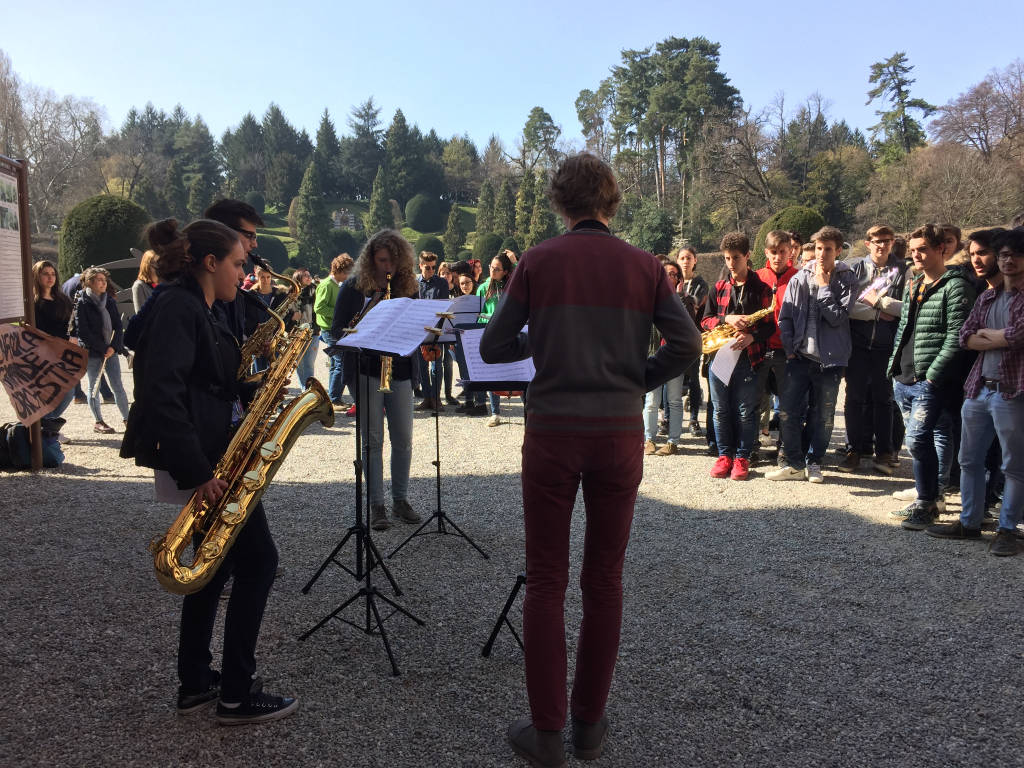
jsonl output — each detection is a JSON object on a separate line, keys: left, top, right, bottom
{"left": 959, "top": 389, "right": 1024, "bottom": 531}
{"left": 710, "top": 354, "right": 760, "bottom": 459}
{"left": 893, "top": 379, "right": 951, "bottom": 503}
{"left": 319, "top": 331, "right": 346, "bottom": 403}
{"left": 780, "top": 356, "right": 842, "bottom": 469}
{"left": 296, "top": 334, "right": 319, "bottom": 389}
{"left": 359, "top": 374, "right": 413, "bottom": 506}
{"left": 644, "top": 373, "right": 685, "bottom": 443}
{"left": 86, "top": 353, "right": 130, "bottom": 424}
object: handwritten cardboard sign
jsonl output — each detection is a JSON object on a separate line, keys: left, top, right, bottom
{"left": 0, "top": 324, "right": 87, "bottom": 426}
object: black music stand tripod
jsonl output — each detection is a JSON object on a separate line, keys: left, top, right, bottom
{"left": 300, "top": 346, "right": 423, "bottom": 676}
{"left": 389, "top": 316, "right": 489, "bottom": 561}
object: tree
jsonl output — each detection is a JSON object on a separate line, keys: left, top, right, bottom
{"left": 525, "top": 195, "right": 561, "bottom": 249}
{"left": 480, "top": 134, "right": 509, "bottom": 186}
{"left": 516, "top": 107, "right": 562, "bottom": 173}
{"left": 476, "top": 180, "right": 495, "bottom": 234}
{"left": 0, "top": 50, "right": 25, "bottom": 159}
{"left": 221, "top": 112, "right": 264, "bottom": 198}
{"left": 254, "top": 234, "right": 288, "bottom": 271}
{"left": 294, "top": 161, "right": 330, "bottom": 270}
{"left": 313, "top": 108, "right": 343, "bottom": 196}
{"left": 752, "top": 205, "right": 825, "bottom": 266}
{"left": 514, "top": 172, "right": 536, "bottom": 242}
{"left": 262, "top": 104, "right": 309, "bottom": 205}
{"left": 58, "top": 194, "right": 151, "bottom": 277}
{"left": 623, "top": 197, "right": 675, "bottom": 253}
{"left": 405, "top": 193, "right": 444, "bottom": 231}
{"left": 382, "top": 109, "right": 422, "bottom": 206}
{"left": 161, "top": 157, "right": 189, "bottom": 220}
{"left": 414, "top": 234, "right": 444, "bottom": 259}
{"left": 362, "top": 166, "right": 391, "bottom": 233}
{"left": 340, "top": 97, "right": 384, "bottom": 198}
{"left": 187, "top": 174, "right": 213, "bottom": 219}
{"left": 441, "top": 204, "right": 466, "bottom": 260}
{"left": 473, "top": 232, "right": 503, "bottom": 261}
{"left": 442, "top": 135, "right": 478, "bottom": 203}
{"left": 930, "top": 60, "right": 1024, "bottom": 161}
{"left": 493, "top": 177, "right": 515, "bottom": 237}
{"left": 866, "top": 52, "right": 936, "bottom": 163}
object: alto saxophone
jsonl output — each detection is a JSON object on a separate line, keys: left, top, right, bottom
{"left": 237, "top": 258, "right": 301, "bottom": 380}
{"left": 701, "top": 296, "right": 776, "bottom": 355}
{"left": 378, "top": 273, "right": 392, "bottom": 392}
{"left": 150, "top": 317, "right": 334, "bottom": 595}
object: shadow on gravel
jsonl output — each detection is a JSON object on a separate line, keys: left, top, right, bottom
{"left": 1, "top": 464, "right": 1020, "bottom": 768}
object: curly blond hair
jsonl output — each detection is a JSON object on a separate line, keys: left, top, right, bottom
{"left": 353, "top": 229, "right": 418, "bottom": 297}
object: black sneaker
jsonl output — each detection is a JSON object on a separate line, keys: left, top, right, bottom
{"left": 901, "top": 502, "right": 939, "bottom": 531}
{"left": 177, "top": 671, "right": 221, "bottom": 715}
{"left": 690, "top": 422, "right": 704, "bottom": 437}
{"left": 470, "top": 404, "right": 489, "bottom": 416}
{"left": 216, "top": 691, "right": 299, "bottom": 726}
{"left": 990, "top": 528, "right": 1020, "bottom": 557}
{"left": 705, "top": 443, "right": 718, "bottom": 457}
{"left": 925, "top": 521, "right": 982, "bottom": 540}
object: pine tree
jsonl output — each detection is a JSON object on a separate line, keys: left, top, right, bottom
{"left": 476, "top": 180, "right": 495, "bottom": 234}
{"left": 313, "top": 108, "right": 342, "bottom": 197}
{"left": 162, "top": 157, "right": 188, "bottom": 220}
{"left": 442, "top": 205, "right": 466, "bottom": 261}
{"left": 363, "top": 166, "right": 392, "bottom": 234}
{"left": 525, "top": 195, "right": 559, "bottom": 248}
{"left": 493, "top": 177, "right": 515, "bottom": 238}
{"left": 514, "top": 172, "right": 536, "bottom": 242}
{"left": 383, "top": 109, "right": 423, "bottom": 206}
{"left": 294, "top": 161, "right": 330, "bottom": 270}
{"left": 187, "top": 175, "right": 212, "bottom": 219}
{"left": 866, "top": 52, "right": 936, "bottom": 164}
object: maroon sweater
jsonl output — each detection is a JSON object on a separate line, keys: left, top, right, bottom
{"left": 479, "top": 223, "right": 701, "bottom": 434}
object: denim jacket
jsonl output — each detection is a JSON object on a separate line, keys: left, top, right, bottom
{"left": 778, "top": 261, "right": 856, "bottom": 368}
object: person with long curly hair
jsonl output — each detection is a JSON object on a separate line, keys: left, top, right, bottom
{"left": 32, "top": 260, "right": 76, "bottom": 420}
{"left": 330, "top": 229, "right": 423, "bottom": 531}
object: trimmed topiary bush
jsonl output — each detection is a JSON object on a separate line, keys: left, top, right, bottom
{"left": 58, "top": 194, "right": 151, "bottom": 278}
{"left": 456, "top": 249, "right": 472, "bottom": 261}
{"left": 472, "top": 232, "right": 503, "bottom": 262}
{"left": 414, "top": 234, "right": 445, "bottom": 259}
{"left": 405, "top": 193, "right": 444, "bottom": 232}
{"left": 325, "top": 229, "right": 366, "bottom": 264}
{"left": 243, "top": 190, "right": 266, "bottom": 215}
{"left": 752, "top": 206, "right": 825, "bottom": 269}
{"left": 499, "top": 236, "right": 521, "bottom": 256}
{"left": 254, "top": 234, "right": 289, "bottom": 272}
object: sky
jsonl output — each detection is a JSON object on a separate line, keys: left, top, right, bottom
{"left": 3, "top": 0, "right": 1021, "bottom": 153}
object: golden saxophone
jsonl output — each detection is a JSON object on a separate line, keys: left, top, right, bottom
{"left": 237, "top": 258, "right": 301, "bottom": 380}
{"left": 151, "top": 316, "right": 334, "bottom": 595}
{"left": 701, "top": 296, "right": 776, "bottom": 355}
{"left": 378, "top": 273, "right": 392, "bottom": 392}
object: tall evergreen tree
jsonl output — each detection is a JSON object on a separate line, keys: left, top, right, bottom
{"left": 476, "top": 180, "right": 495, "bottom": 234}
{"left": 313, "top": 108, "right": 342, "bottom": 197}
{"left": 382, "top": 109, "right": 424, "bottom": 206}
{"left": 162, "top": 157, "right": 189, "bottom": 220}
{"left": 866, "top": 52, "right": 936, "bottom": 164}
{"left": 514, "top": 172, "right": 536, "bottom": 242}
{"left": 263, "top": 104, "right": 308, "bottom": 205}
{"left": 493, "top": 177, "right": 515, "bottom": 238}
{"left": 220, "top": 112, "right": 264, "bottom": 198}
{"left": 363, "top": 166, "right": 392, "bottom": 233}
{"left": 441, "top": 204, "right": 466, "bottom": 262}
{"left": 341, "top": 97, "right": 385, "bottom": 198}
{"left": 442, "top": 135, "right": 478, "bottom": 203}
{"left": 187, "top": 174, "right": 212, "bottom": 219}
{"left": 525, "top": 195, "right": 560, "bottom": 248}
{"left": 294, "top": 160, "right": 330, "bottom": 270}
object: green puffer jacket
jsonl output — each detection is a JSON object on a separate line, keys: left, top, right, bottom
{"left": 887, "top": 266, "right": 976, "bottom": 386}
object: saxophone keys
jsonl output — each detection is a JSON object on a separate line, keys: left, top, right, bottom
{"left": 199, "top": 541, "right": 222, "bottom": 559}
{"left": 260, "top": 441, "right": 283, "bottom": 461}
{"left": 242, "top": 470, "right": 263, "bottom": 491}
{"left": 220, "top": 502, "right": 244, "bottom": 525}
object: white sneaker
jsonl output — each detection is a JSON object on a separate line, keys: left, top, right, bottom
{"left": 487, "top": 415, "right": 501, "bottom": 427}
{"left": 767, "top": 465, "right": 803, "bottom": 481}
{"left": 892, "top": 488, "right": 917, "bottom": 501}
{"left": 805, "top": 464, "right": 824, "bottom": 483}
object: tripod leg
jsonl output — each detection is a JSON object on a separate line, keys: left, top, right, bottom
{"left": 302, "top": 529, "right": 357, "bottom": 593}
{"left": 436, "top": 514, "right": 490, "bottom": 559}
{"left": 364, "top": 534, "right": 403, "bottom": 596}
{"left": 374, "top": 591, "right": 426, "bottom": 627}
{"left": 387, "top": 514, "right": 436, "bottom": 558}
{"left": 366, "top": 590, "right": 401, "bottom": 676}
{"left": 299, "top": 589, "right": 364, "bottom": 641}
{"left": 481, "top": 573, "right": 526, "bottom": 657}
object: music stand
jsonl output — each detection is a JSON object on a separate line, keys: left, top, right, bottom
{"left": 301, "top": 346, "right": 424, "bottom": 676}
{"left": 481, "top": 571, "right": 526, "bottom": 656}
{"left": 389, "top": 315, "right": 489, "bottom": 561}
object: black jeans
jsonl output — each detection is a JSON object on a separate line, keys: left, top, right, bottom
{"left": 178, "top": 501, "right": 278, "bottom": 702}
{"left": 844, "top": 345, "right": 895, "bottom": 456}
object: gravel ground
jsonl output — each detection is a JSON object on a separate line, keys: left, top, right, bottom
{"left": 1, "top": 353, "right": 1021, "bottom": 768}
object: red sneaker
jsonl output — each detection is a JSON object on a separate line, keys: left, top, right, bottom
{"left": 710, "top": 455, "right": 733, "bottom": 478}
{"left": 730, "top": 457, "right": 750, "bottom": 480}
{"left": 345, "top": 405, "right": 356, "bottom": 417}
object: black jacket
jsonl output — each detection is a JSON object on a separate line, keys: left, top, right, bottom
{"left": 120, "top": 278, "right": 256, "bottom": 489}
{"left": 215, "top": 289, "right": 271, "bottom": 344}
{"left": 73, "top": 291, "right": 125, "bottom": 356}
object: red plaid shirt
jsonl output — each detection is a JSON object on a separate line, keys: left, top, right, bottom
{"left": 700, "top": 270, "right": 775, "bottom": 367}
{"left": 961, "top": 286, "right": 1024, "bottom": 400}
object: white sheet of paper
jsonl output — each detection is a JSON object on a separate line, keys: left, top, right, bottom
{"left": 709, "top": 343, "right": 742, "bottom": 384}
{"left": 334, "top": 297, "right": 445, "bottom": 356}
{"left": 459, "top": 327, "right": 535, "bottom": 384}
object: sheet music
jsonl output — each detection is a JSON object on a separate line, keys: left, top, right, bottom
{"left": 709, "top": 344, "right": 741, "bottom": 384}
{"left": 334, "top": 295, "right": 488, "bottom": 353}
{"left": 459, "top": 327, "right": 535, "bottom": 383}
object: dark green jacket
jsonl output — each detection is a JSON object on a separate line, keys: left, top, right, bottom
{"left": 887, "top": 266, "right": 976, "bottom": 386}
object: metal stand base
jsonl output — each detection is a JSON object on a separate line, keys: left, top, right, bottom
{"left": 481, "top": 572, "right": 526, "bottom": 657}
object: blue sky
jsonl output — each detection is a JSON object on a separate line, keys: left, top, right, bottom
{"left": 4, "top": 0, "right": 1020, "bottom": 151}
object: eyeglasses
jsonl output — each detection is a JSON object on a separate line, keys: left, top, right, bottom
{"left": 997, "top": 251, "right": 1024, "bottom": 261}
{"left": 868, "top": 239, "right": 894, "bottom": 247}
{"left": 233, "top": 226, "right": 258, "bottom": 242}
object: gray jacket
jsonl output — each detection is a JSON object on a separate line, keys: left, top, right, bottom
{"left": 778, "top": 260, "right": 857, "bottom": 368}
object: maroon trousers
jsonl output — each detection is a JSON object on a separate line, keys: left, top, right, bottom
{"left": 520, "top": 428, "right": 643, "bottom": 730}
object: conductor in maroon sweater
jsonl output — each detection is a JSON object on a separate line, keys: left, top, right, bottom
{"left": 480, "top": 153, "right": 701, "bottom": 767}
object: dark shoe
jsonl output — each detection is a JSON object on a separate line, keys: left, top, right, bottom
{"left": 371, "top": 504, "right": 391, "bottom": 531}
{"left": 392, "top": 499, "right": 421, "bottom": 523}
{"left": 93, "top": 422, "right": 115, "bottom": 434}
{"left": 836, "top": 451, "right": 861, "bottom": 473}
{"left": 177, "top": 671, "right": 221, "bottom": 715}
{"left": 470, "top": 404, "right": 489, "bottom": 416}
{"left": 102, "top": 397, "right": 115, "bottom": 405}
{"left": 925, "top": 520, "right": 982, "bottom": 540}
{"left": 901, "top": 502, "right": 939, "bottom": 531}
{"left": 415, "top": 399, "right": 434, "bottom": 411}
{"left": 657, "top": 419, "right": 668, "bottom": 436}
{"left": 990, "top": 528, "right": 1020, "bottom": 557}
{"left": 690, "top": 422, "right": 704, "bottom": 437}
{"left": 644, "top": 440, "right": 656, "bottom": 456}
{"left": 455, "top": 402, "right": 470, "bottom": 413}
{"left": 74, "top": 396, "right": 87, "bottom": 405}
{"left": 571, "top": 715, "right": 608, "bottom": 761}
{"left": 705, "top": 443, "right": 719, "bottom": 457}
{"left": 872, "top": 453, "right": 896, "bottom": 476}
{"left": 768, "top": 414, "right": 780, "bottom": 432}
{"left": 655, "top": 442, "right": 676, "bottom": 456}
{"left": 445, "top": 393, "right": 459, "bottom": 406}
{"left": 216, "top": 691, "right": 299, "bottom": 726}
{"left": 508, "top": 718, "right": 567, "bottom": 768}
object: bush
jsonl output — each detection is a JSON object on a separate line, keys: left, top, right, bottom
{"left": 472, "top": 232, "right": 503, "bottom": 262}
{"left": 414, "top": 234, "right": 445, "bottom": 259}
{"left": 58, "top": 195, "right": 151, "bottom": 278}
{"left": 405, "top": 193, "right": 445, "bottom": 232}
{"left": 752, "top": 206, "right": 825, "bottom": 269}
{"left": 499, "top": 236, "right": 521, "bottom": 256}
{"left": 254, "top": 234, "right": 289, "bottom": 272}
{"left": 625, "top": 198, "right": 676, "bottom": 254}
{"left": 456, "top": 250, "right": 472, "bottom": 262}
{"left": 244, "top": 190, "right": 266, "bottom": 215}
{"left": 325, "top": 229, "right": 366, "bottom": 266}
